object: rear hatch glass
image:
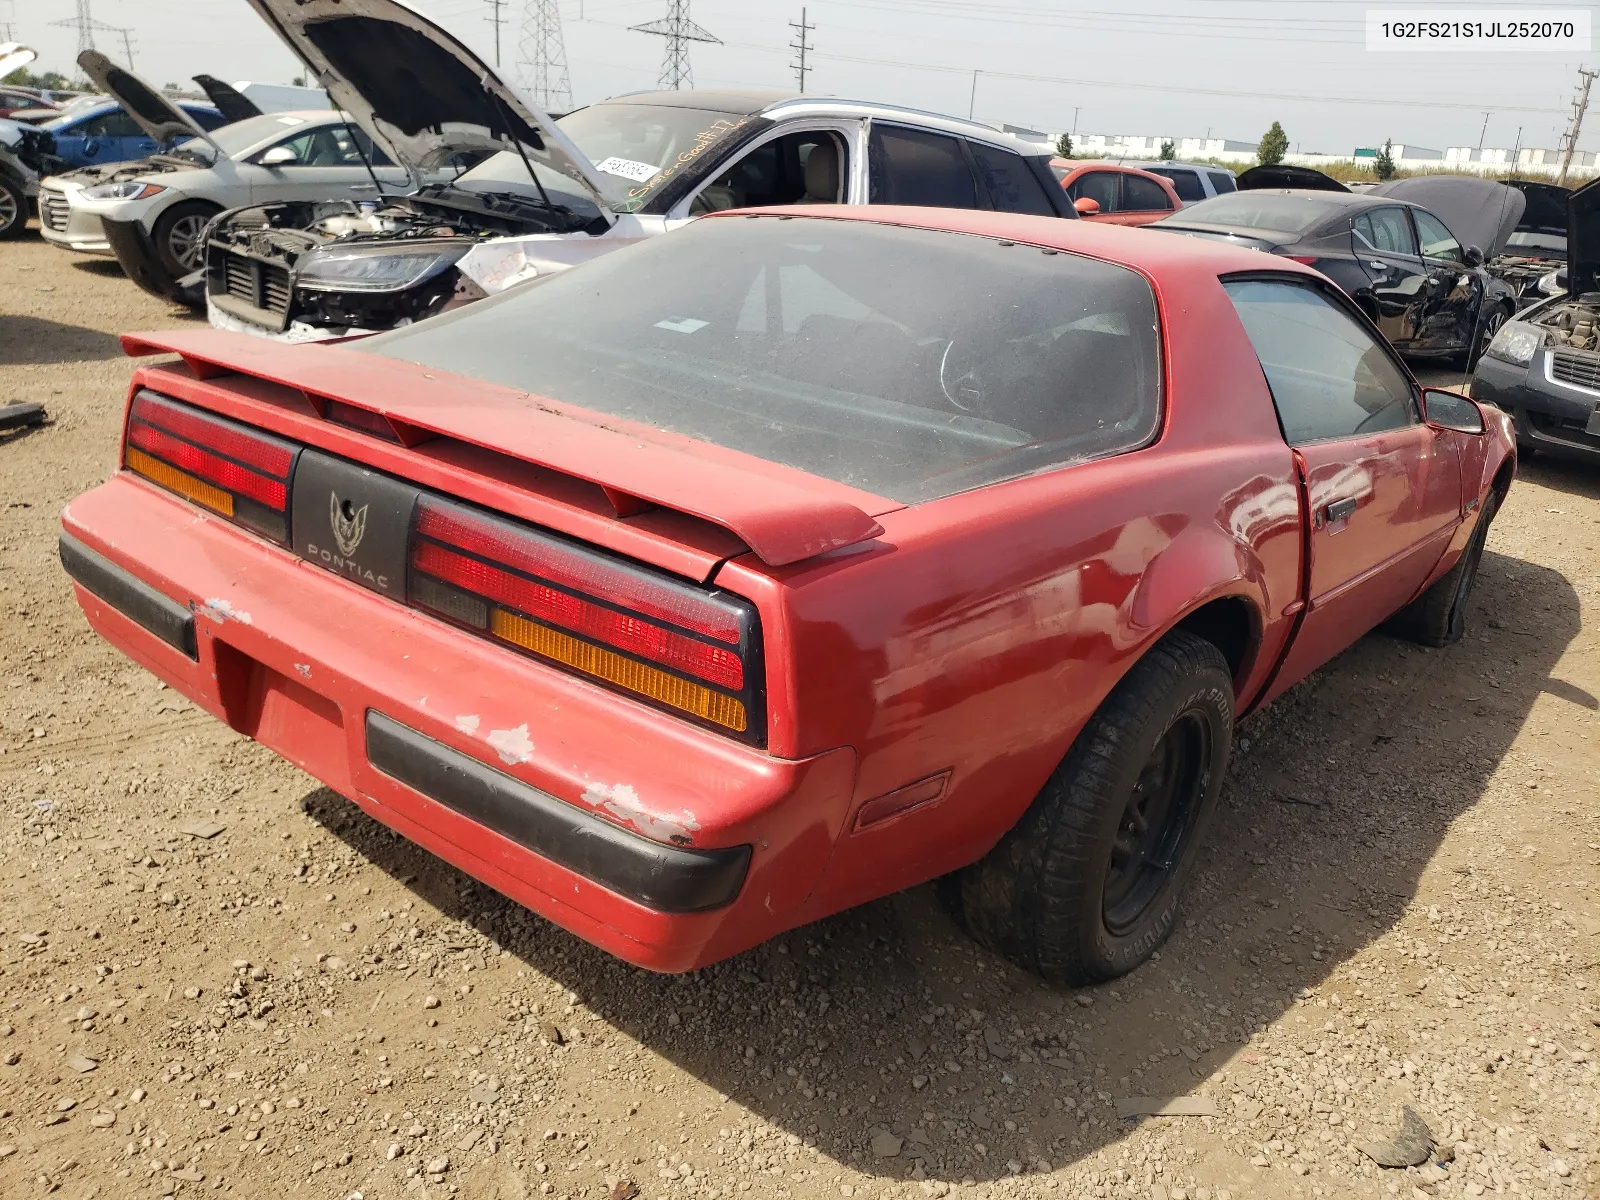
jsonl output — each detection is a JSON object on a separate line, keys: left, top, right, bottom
{"left": 360, "top": 217, "right": 1161, "bottom": 503}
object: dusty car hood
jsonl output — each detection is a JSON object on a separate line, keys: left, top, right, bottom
{"left": 1237, "top": 164, "right": 1349, "bottom": 192}
{"left": 1369, "top": 175, "right": 1525, "bottom": 259}
{"left": 0, "top": 42, "right": 36, "bottom": 78}
{"left": 1567, "top": 177, "right": 1600, "bottom": 296}
{"left": 192, "top": 75, "right": 263, "bottom": 125}
{"left": 244, "top": 0, "right": 621, "bottom": 219}
{"left": 76, "top": 50, "right": 223, "bottom": 154}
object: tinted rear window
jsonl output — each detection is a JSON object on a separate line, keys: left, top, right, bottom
{"left": 969, "top": 143, "right": 1056, "bottom": 215}
{"left": 1174, "top": 193, "right": 1344, "bottom": 233}
{"left": 1207, "top": 171, "right": 1236, "bottom": 194}
{"left": 1148, "top": 167, "right": 1205, "bottom": 202}
{"left": 362, "top": 218, "right": 1161, "bottom": 503}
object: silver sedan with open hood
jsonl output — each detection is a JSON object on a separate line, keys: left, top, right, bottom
{"left": 204, "top": 0, "right": 1071, "bottom": 341}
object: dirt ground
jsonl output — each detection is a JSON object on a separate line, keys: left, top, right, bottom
{"left": 1, "top": 228, "right": 1597, "bottom": 1200}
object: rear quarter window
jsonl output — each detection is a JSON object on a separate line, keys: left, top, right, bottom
{"left": 1151, "top": 167, "right": 1206, "bottom": 203}
{"left": 1206, "top": 171, "right": 1236, "bottom": 194}
{"left": 363, "top": 218, "right": 1163, "bottom": 503}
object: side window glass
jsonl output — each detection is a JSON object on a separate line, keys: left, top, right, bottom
{"left": 868, "top": 125, "right": 979, "bottom": 209}
{"left": 1123, "top": 174, "right": 1171, "bottom": 211}
{"left": 1354, "top": 208, "right": 1418, "bottom": 256}
{"left": 1066, "top": 170, "right": 1120, "bottom": 212}
{"left": 1152, "top": 168, "right": 1204, "bottom": 202}
{"left": 1224, "top": 278, "right": 1416, "bottom": 445}
{"left": 1413, "top": 209, "right": 1463, "bottom": 262}
{"left": 79, "top": 110, "right": 140, "bottom": 138}
{"left": 347, "top": 126, "right": 395, "bottom": 168}
{"left": 691, "top": 130, "right": 844, "bottom": 215}
{"left": 1207, "top": 171, "right": 1237, "bottom": 194}
{"left": 968, "top": 143, "right": 1054, "bottom": 215}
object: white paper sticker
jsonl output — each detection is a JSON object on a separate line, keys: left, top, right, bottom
{"left": 594, "top": 156, "right": 661, "bottom": 183}
{"left": 275, "top": 115, "right": 307, "bottom": 125}
{"left": 655, "top": 317, "right": 708, "bottom": 334}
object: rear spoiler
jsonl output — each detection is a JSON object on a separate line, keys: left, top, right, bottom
{"left": 120, "top": 329, "right": 888, "bottom": 568}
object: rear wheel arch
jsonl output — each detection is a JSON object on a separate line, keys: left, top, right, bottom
{"left": 1171, "top": 594, "right": 1260, "bottom": 691}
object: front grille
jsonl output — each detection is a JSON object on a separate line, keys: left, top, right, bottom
{"left": 1549, "top": 349, "right": 1600, "bottom": 393}
{"left": 218, "top": 251, "right": 291, "bottom": 317}
{"left": 39, "top": 190, "right": 70, "bottom": 233}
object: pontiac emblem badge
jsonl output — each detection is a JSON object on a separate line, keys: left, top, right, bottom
{"left": 330, "top": 492, "right": 369, "bottom": 556}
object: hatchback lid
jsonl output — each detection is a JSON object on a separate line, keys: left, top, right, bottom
{"left": 244, "top": 0, "right": 622, "bottom": 219}
{"left": 0, "top": 42, "right": 36, "bottom": 78}
{"left": 76, "top": 50, "right": 224, "bottom": 154}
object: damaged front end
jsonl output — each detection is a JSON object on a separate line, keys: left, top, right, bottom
{"left": 1487, "top": 180, "right": 1571, "bottom": 308}
{"left": 205, "top": 189, "right": 591, "bottom": 338}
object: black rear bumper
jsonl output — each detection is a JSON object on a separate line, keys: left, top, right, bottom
{"left": 58, "top": 534, "right": 197, "bottom": 658}
{"left": 365, "top": 712, "right": 751, "bottom": 913}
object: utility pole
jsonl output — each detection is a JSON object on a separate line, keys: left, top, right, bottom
{"left": 631, "top": 0, "right": 720, "bottom": 91}
{"left": 788, "top": 7, "right": 814, "bottom": 93}
{"left": 968, "top": 68, "right": 979, "bottom": 120}
{"left": 1557, "top": 67, "right": 1598, "bottom": 185}
{"left": 517, "top": 0, "right": 572, "bottom": 112}
{"left": 1073, "top": 107, "right": 1081, "bottom": 135}
{"left": 486, "top": 0, "right": 507, "bottom": 68}
{"left": 50, "top": 0, "right": 97, "bottom": 56}
{"left": 110, "top": 25, "right": 134, "bottom": 71}
{"left": 1477, "top": 111, "right": 1491, "bottom": 153}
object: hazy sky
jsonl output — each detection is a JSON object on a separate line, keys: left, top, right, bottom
{"left": 8, "top": 0, "right": 1594, "bottom": 154}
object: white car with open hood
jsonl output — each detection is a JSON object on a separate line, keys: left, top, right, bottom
{"left": 37, "top": 50, "right": 410, "bottom": 298}
{"left": 204, "top": 0, "right": 1073, "bottom": 341}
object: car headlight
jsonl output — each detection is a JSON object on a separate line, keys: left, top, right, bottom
{"left": 295, "top": 244, "right": 469, "bottom": 293}
{"left": 1536, "top": 269, "right": 1566, "bottom": 296}
{"left": 80, "top": 180, "right": 167, "bottom": 201}
{"left": 1482, "top": 321, "right": 1543, "bottom": 367}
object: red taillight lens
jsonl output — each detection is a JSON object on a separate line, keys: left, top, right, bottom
{"left": 124, "top": 391, "right": 298, "bottom": 542}
{"left": 409, "top": 497, "right": 763, "bottom": 740}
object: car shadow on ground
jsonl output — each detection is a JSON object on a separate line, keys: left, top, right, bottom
{"left": 1519, "top": 455, "right": 1600, "bottom": 502}
{"left": 0, "top": 314, "right": 126, "bottom": 365}
{"left": 302, "top": 546, "right": 1579, "bottom": 1186}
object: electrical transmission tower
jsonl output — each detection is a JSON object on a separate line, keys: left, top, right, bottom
{"left": 631, "top": 0, "right": 720, "bottom": 91}
{"left": 517, "top": 0, "right": 572, "bottom": 112}
{"left": 1556, "top": 67, "right": 1599, "bottom": 185}
{"left": 51, "top": 0, "right": 97, "bottom": 56}
{"left": 789, "top": 7, "right": 814, "bottom": 93}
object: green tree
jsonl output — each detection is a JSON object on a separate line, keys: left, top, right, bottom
{"left": 1374, "top": 138, "right": 1397, "bottom": 181}
{"left": 1159, "top": 138, "right": 1176, "bottom": 160}
{"left": 1054, "top": 132, "right": 1072, "bottom": 158}
{"left": 292, "top": 75, "right": 306, "bottom": 87}
{"left": 1257, "top": 120, "right": 1289, "bottom": 166}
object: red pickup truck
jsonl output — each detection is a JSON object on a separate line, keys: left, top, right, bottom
{"left": 59, "top": 206, "right": 1515, "bottom": 985}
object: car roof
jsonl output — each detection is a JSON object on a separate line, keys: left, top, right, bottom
{"left": 589, "top": 89, "right": 1043, "bottom": 154}
{"left": 707, "top": 203, "right": 1326, "bottom": 281}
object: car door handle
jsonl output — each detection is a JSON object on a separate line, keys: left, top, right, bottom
{"left": 1322, "top": 497, "right": 1358, "bottom": 523}
{"left": 1367, "top": 260, "right": 1388, "bottom": 272}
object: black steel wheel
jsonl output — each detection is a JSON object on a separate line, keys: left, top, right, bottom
{"left": 951, "top": 630, "right": 1233, "bottom": 985}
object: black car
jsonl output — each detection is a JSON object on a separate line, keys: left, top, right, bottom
{"left": 1490, "top": 179, "right": 1570, "bottom": 307}
{"left": 1153, "top": 188, "right": 1517, "bottom": 365}
{"left": 1472, "top": 178, "right": 1600, "bottom": 465}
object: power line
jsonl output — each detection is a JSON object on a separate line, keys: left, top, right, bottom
{"left": 517, "top": 0, "right": 573, "bottom": 112}
{"left": 50, "top": 0, "right": 96, "bottom": 57}
{"left": 630, "top": 0, "right": 720, "bottom": 91}
{"left": 1557, "top": 67, "right": 1599, "bottom": 184}
{"left": 486, "top": 0, "right": 508, "bottom": 67}
{"left": 789, "top": 6, "right": 814, "bottom": 93}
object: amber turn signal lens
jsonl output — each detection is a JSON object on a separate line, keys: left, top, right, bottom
{"left": 489, "top": 609, "right": 749, "bottom": 733}
{"left": 126, "top": 448, "right": 235, "bottom": 517}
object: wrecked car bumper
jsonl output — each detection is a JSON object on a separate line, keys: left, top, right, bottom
{"left": 1473, "top": 351, "right": 1600, "bottom": 464}
{"left": 103, "top": 216, "right": 202, "bottom": 305}
{"left": 59, "top": 475, "right": 857, "bottom": 972}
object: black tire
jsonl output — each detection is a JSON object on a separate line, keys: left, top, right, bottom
{"left": 1462, "top": 304, "right": 1510, "bottom": 371}
{"left": 1383, "top": 490, "right": 1499, "bottom": 648}
{"left": 0, "top": 175, "right": 26, "bottom": 240}
{"left": 151, "top": 201, "right": 218, "bottom": 278}
{"left": 952, "top": 630, "right": 1233, "bottom": 985}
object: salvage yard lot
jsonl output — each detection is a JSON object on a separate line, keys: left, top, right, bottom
{"left": 1, "top": 234, "right": 1598, "bottom": 1200}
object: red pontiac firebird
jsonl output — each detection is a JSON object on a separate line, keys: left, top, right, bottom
{"left": 60, "top": 206, "right": 1514, "bottom": 984}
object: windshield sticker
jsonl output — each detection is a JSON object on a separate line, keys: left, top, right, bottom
{"left": 275, "top": 115, "right": 306, "bottom": 126}
{"left": 625, "top": 116, "right": 753, "bottom": 205}
{"left": 594, "top": 156, "right": 661, "bottom": 183}
{"left": 655, "top": 317, "right": 709, "bottom": 334}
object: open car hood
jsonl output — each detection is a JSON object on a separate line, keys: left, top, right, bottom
{"left": 1236, "top": 164, "right": 1349, "bottom": 192}
{"left": 1567, "top": 177, "right": 1600, "bottom": 295}
{"left": 0, "top": 42, "right": 37, "bottom": 78}
{"left": 76, "top": 50, "right": 223, "bottom": 153}
{"left": 192, "top": 75, "right": 263, "bottom": 125}
{"left": 1369, "top": 175, "right": 1525, "bottom": 259}
{"left": 244, "top": 0, "right": 621, "bottom": 217}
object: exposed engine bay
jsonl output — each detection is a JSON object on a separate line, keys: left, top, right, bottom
{"left": 1, "top": 121, "right": 61, "bottom": 177}
{"left": 205, "top": 185, "right": 599, "bottom": 334}
{"left": 1530, "top": 291, "right": 1600, "bottom": 354}
{"left": 1489, "top": 254, "right": 1565, "bottom": 306}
